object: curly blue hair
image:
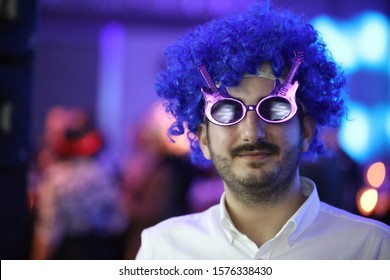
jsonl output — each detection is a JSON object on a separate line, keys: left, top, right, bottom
{"left": 156, "top": 3, "right": 347, "bottom": 166}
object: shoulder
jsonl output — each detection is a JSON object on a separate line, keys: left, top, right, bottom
{"left": 146, "top": 204, "right": 221, "bottom": 234}
{"left": 314, "top": 203, "right": 390, "bottom": 259}
{"left": 136, "top": 204, "right": 223, "bottom": 259}
{"left": 318, "top": 202, "right": 390, "bottom": 236}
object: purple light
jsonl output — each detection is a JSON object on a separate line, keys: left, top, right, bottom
{"left": 97, "top": 22, "right": 126, "bottom": 163}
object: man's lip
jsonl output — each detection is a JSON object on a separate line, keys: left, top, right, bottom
{"left": 237, "top": 150, "right": 274, "bottom": 157}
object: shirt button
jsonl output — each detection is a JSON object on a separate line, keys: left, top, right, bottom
{"left": 222, "top": 219, "right": 231, "bottom": 229}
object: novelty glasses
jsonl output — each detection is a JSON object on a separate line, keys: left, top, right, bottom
{"left": 198, "top": 52, "right": 304, "bottom": 126}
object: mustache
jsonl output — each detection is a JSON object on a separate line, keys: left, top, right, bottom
{"left": 230, "top": 141, "right": 279, "bottom": 156}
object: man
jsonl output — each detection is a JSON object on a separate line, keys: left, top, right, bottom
{"left": 136, "top": 3, "right": 390, "bottom": 259}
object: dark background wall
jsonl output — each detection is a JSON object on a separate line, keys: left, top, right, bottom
{"left": 0, "top": 0, "right": 36, "bottom": 259}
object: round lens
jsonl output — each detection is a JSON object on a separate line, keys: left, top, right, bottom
{"left": 258, "top": 97, "right": 291, "bottom": 121}
{"left": 211, "top": 100, "right": 243, "bottom": 124}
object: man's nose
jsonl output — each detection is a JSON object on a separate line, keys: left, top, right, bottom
{"left": 239, "top": 110, "right": 266, "bottom": 142}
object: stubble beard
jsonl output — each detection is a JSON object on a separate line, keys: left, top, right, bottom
{"left": 209, "top": 141, "right": 303, "bottom": 207}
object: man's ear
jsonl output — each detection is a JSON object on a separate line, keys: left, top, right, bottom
{"left": 302, "top": 115, "right": 316, "bottom": 153}
{"left": 197, "top": 123, "right": 211, "bottom": 160}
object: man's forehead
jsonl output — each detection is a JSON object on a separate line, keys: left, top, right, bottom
{"left": 226, "top": 76, "right": 275, "bottom": 99}
{"left": 243, "top": 62, "right": 288, "bottom": 82}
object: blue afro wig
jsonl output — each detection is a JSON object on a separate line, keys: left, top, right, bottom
{"left": 156, "top": 2, "right": 347, "bottom": 166}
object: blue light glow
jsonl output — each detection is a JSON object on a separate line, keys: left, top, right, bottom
{"left": 312, "top": 16, "right": 356, "bottom": 70}
{"left": 387, "top": 111, "right": 390, "bottom": 145}
{"left": 97, "top": 22, "right": 127, "bottom": 163}
{"left": 339, "top": 102, "right": 371, "bottom": 163}
{"left": 356, "top": 12, "right": 389, "bottom": 67}
{"left": 312, "top": 12, "right": 390, "bottom": 164}
{"left": 311, "top": 12, "right": 390, "bottom": 72}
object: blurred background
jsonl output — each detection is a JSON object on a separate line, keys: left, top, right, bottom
{"left": 0, "top": 0, "right": 389, "bottom": 259}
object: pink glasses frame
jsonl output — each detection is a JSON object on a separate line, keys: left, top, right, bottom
{"left": 198, "top": 51, "right": 304, "bottom": 125}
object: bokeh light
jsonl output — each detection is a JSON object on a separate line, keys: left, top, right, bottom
{"left": 339, "top": 102, "right": 370, "bottom": 163}
{"left": 312, "top": 12, "right": 390, "bottom": 72}
{"left": 356, "top": 12, "right": 389, "bottom": 67}
{"left": 386, "top": 110, "right": 390, "bottom": 144}
{"left": 312, "top": 16, "right": 356, "bottom": 70}
{"left": 357, "top": 188, "right": 379, "bottom": 215}
{"left": 312, "top": 12, "right": 390, "bottom": 165}
{"left": 366, "top": 162, "right": 386, "bottom": 188}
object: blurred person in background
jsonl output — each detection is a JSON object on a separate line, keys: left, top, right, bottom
{"left": 121, "top": 102, "right": 201, "bottom": 259}
{"left": 31, "top": 106, "right": 128, "bottom": 259}
{"left": 28, "top": 107, "right": 68, "bottom": 210}
{"left": 186, "top": 166, "right": 224, "bottom": 214}
{"left": 300, "top": 127, "right": 363, "bottom": 214}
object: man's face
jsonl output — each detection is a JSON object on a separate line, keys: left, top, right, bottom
{"left": 198, "top": 76, "right": 315, "bottom": 205}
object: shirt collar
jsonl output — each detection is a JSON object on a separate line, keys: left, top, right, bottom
{"left": 286, "top": 176, "right": 320, "bottom": 245}
{"left": 219, "top": 193, "right": 237, "bottom": 243}
{"left": 219, "top": 176, "right": 320, "bottom": 245}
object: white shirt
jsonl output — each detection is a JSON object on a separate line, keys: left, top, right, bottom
{"left": 136, "top": 177, "right": 390, "bottom": 259}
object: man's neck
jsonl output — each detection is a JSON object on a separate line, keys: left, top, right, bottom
{"left": 224, "top": 176, "right": 306, "bottom": 247}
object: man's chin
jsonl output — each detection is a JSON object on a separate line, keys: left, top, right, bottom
{"left": 234, "top": 156, "right": 278, "bottom": 173}
{"left": 232, "top": 166, "right": 275, "bottom": 186}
